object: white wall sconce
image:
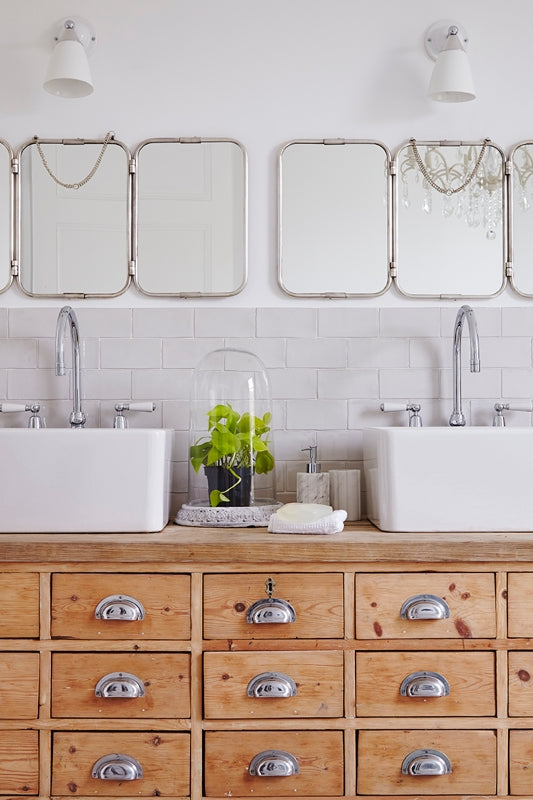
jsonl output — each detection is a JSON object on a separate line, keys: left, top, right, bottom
{"left": 425, "top": 20, "right": 475, "bottom": 103}
{"left": 43, "top": 18, "right": 96, "bottom": 98}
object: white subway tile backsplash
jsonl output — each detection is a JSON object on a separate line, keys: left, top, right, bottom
{"left": 440, "top": 367, "right": 502, "bottom": 399}
{"left": 8, "top": 368, "right": 69, "bottom": 400}
{"left": 8, "top": 308, "right": 60, "bottom": 338}
{"left": 132, "top": 368, "right": 192, "bottom": 400}
{"left": 101, "top": 338, "right": 162, "bottom": 369}
{"left": 257, "top": 308, "right": 316, "bottom": 338}
{"left": 225, "top": 337, "right": 286, "bottom": 368}
{"left": 318, "top": 369, "right": 378, "bottom": 399}
{"left": 75, "top": 309, "right": 132, "bottom": 338}
{"left": 195, "top": 307, "right": 255, "bottom": 337}
{"left": 163, "top": 337, "right": 224, "bottom": 369}
{"left": 133, "top": 308, "right": 194, "bottom": 338}
{"left": 83, "top": 369, "right": 132, "bottom": 400}
{"left": 349, "top": 337, "right": 409, "bottom": 368}
{"left": 287, "top": 399, "right": 347, "bottom": 430}
{"left": 269, "top": 368, "right": 317, "bottom": 399}
{"left": 0, "top": 309, "right": 7, "bottom": 338}
{"left": 287, "top": 338, "right": 346, "bottom": 368}
{"left": 379, "top": 368, "right": 441, "bottom": 399}
{"left": 502, "top": 307, "right": 533, "bottom": 336}
{"left": 441, "top": 306, "right": 502, "bottom": 336}
{"left": 380, "top": 308, "right": 440, "bottom": 337}
{"left": 318, "top": 308, "right": 378, "bottom": 337}
{"left": 502, "top": 368, "right": 533, "bottom": 398}
{"left": 0, "top": 339, "right": 38, "bottom": 368}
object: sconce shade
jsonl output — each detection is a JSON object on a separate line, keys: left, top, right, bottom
{"left": 43, "top": 19, "right": 95, "bottom": 98}
{"left": 427, "top": 24, "right": 475, "bottom": 103}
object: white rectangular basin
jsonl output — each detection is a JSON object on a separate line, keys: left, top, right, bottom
{"left": 363, "top": 426, "right": 533, "bottom": 532}
{"left": 0, "top": 428, "right": 173, "bottom": 533}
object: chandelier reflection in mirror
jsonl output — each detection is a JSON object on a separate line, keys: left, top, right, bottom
{"left": 400, "top": 139, "right": 503, "bottom": 239}
{"left": 513, "top": 145, "right": 533, "bottom": 212}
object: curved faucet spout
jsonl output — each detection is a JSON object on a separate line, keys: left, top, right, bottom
{"left": 449, "top": 304, "right": 480, "bottom": 427}
{"left": 55, "top": 305, "right": 86, "bottom": 428}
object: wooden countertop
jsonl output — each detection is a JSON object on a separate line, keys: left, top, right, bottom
{"left": 1, "top": 520, "right": 533, "bottom": 565}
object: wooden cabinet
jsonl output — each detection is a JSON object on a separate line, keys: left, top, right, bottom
{"left": 1, "top": 525, "right": 533, "bottom": 799}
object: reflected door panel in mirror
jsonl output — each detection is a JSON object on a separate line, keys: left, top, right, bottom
{"left": 510, "top": 142, "right": 533, "bottom": 296}
{"left": 395, "top": 140, "right": 506, "bottom": 298}
{"left": 278, "top": 140, "right": 391, "bottom": 297}
{"left": 0, "top": 140, "right": 12, "bottom": 294}
{"left": 18, "top": 139, "right": 130, "bottom": 297}
{"left": 134, "top": 139, "right": 247, "bottom": 296}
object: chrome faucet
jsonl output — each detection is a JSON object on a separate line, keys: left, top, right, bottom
{"left": 449, "top": 304, "right": 480, "bottom": 427}
{"left": 55, "top": 305, "right": 86, "bottom": 428}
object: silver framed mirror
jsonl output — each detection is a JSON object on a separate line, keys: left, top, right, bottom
{"left": 394, "top": 138, "right": 507, "bottom": 299}
{"left": 0, "top": 139, "right": 13, "bottom": 295}
{"left": 508, "top": 141, "right": 533, "bottom": 297}
{"left": 17, "top": 135, "right": 131, "bottom": 298}
{"left": 278, "top": 139, "right": 391, "bottom": 297}
{"left": 132, "top": 138, "right": 247, "bottom": 297}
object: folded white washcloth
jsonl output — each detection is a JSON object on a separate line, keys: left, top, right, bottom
{"left": 268, "top": 504, "right": 347, "bottom": 534}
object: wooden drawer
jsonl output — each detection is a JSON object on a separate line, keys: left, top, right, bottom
{"left": 357, "top": 729, "right": 497, "bottom": 795}
{"left": 204, "top": 730, "right": 343, "bottom": 797}
{"left": 0, "top": 653, "right": 39, "bottom": 718}
{"left": 52, "top": 731, "right": 189, "bottom": 796}
{"left": 0, "top": 730, "right": 38, "bottom": 795}
{"left": 204, "top": 650, "right": 344, "bottom": 718}
{"left": 508, "top": 574, "right": 533, "bottom": 637}
{"left": 510, "top": 729, "right": 533, "bottom": 793}
{"left": 355, "top": 572, "right": 496, "bottom": 639}
{"left": 203, "top": 573, "right": 344, "bottom": 639}
{"left": 51, "top": 573, "right": 191, "bottom": 640}
{"left": 0, "top": 573, "right": 39, "bottom": 638}
{"left": 356, "top": 651, "right": 495, "bottom": 716}
{"left": 508, "top": 652, "right": 533, "bottom": 715}
{"left": 51, "top": 652, "right": 190, "bottom": 718}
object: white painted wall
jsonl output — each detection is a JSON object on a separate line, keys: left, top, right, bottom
{"left": 0, "top": 0, "right": 530, "bottom": 308}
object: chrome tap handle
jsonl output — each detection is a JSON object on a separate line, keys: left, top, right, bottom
{"left": 380, "top": 402, "right": 423, "bottom": 427}
{"left": 492, "top": 401, "right": 533, "bottom": 427}
{"left": 113, "top": 402, "right": 156, "bottom": 429}
{"left": 0, "top": 402, "right": 45, "bottom": 428}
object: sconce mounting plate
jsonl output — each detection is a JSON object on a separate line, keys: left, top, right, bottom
{"left": 52, "top": 17, "right": 96, "bottom": 53}
{"left": 425, "top": 20, "right": 469, "bottom": 60}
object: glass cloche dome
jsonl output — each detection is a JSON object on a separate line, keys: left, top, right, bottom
{"left": 176, "top": 347, "right": 280, "bottom": 527}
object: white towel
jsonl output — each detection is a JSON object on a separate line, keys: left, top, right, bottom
{"left": 268, "top": 508, "right": 347, "bottom": 534}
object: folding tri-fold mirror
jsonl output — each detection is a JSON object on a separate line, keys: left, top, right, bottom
{"left": 10, "top": 134, "right": 248, "bottom": 298}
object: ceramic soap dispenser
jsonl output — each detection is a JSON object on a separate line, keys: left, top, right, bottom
{"left": 296, "top": 445, "right": 330, "bottom": 505}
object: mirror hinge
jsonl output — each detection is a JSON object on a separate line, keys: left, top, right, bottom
{"left": 505, "top": 262, "right": 513, "bottom": 277}
{"left": 179, "top": 137, "right": 202, "bottom": 144}
{"left": 389, "top": 261, "right": 397, "bottom": 277}
{"left": 505, "top": 159, "right": 513, "bottom": 175}
{"left": 128, "top": 261, "right": 136, "bottom": 276}
{"left": 11, "top": 157, "right": 18, "bottom": 174}
{"left": 322, "top": 138, "right": 346, "bottom": 145}
{"left": 389, "top": 160, "right": 397, "bottom": 175}
{"left": 129, "top": 157, "right": 136, "bottom": 174}
{"left": 10, "top": 260, "right": 18, "bottom": 276}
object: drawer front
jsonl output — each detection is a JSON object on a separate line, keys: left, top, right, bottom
{"left": 51, "top": 652, "right": 190, "bottom": 718}
{"left": 204, "top": 650, "right": 344, "bottom": 718}
{"left": 508, "top": 574, "right": 533, "bottom": 637}
{"left": 204, "top": 730, "right": 343, "bottom": 797}
{"left": 203, "top": 573, "right": 344, "bottom": 639}
{"left": 355, "top": 572, "right": 496, "bottom": 639}
{"left": 510, "top": 729, "right": 533, "bottom": 793}
{"left": 0, "top": 573, "right": 39, "bottom": 638}
{"left": 356, "top": 651, "right": 495, "bottom": 716}
{"left": 0, "top": 653, "right": 39, "bottom": 718}
{"left": 509, "top": 652, "right": 533, "bottom": 716}
{"left": 52, "top": 731, "right": 189, "bottom": 796}
{"left": 0, "top": 730, "right": 39, "bottom": 795}
{"left": 357, "top": 729, "right": 497, "bottom": 795}
{"left": 51, "top": 573, "right": 191, "bottom": 640}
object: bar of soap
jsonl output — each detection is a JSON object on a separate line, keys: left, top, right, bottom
{"left": 276, "top": 503, "right": 333, "bottom": 523}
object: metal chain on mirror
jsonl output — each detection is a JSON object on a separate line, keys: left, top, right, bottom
{"left": 33, "top": 131, "right": 115, "bottom": 189}
{"left": 409, "top": 137, "right": 490, "bottom": 195}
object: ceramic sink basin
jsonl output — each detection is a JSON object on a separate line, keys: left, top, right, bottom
{"left": 363, "top": 426, "right": 533, "bottom": 532}
{"left": 0, "top": 428, "right": 173, "bottom": 533}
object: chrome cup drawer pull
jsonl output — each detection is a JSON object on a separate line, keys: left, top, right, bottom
{"left": 247, "top": 671, "right": 298, "bottom": 698}
{"left": 246, "top": 597, "right": 296, "bottom": 625}
{"left": 400, "top": 671, "right": 450, "bottom": 698}
{"left": 95, "top": 671, "right": 146, "bottom": 699}
{"left": 94, "top": 594, "right": 145, "bottom": 621}
{"left": 402, "top": 749, "right": 452, "bottom": 776}
{"left": 92, "top": 753, "right": 143, "bottom": 781}
{"left": 400, "top": 594, "right": 450, "bottom": 620}
{"left": 249, "top": 750, "right": 300, "bottom": 777}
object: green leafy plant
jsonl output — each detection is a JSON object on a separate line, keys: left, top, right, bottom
{"left": 190, "top": 403, "right": 274, "bottom": 507}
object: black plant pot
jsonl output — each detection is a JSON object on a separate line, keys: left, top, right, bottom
{"left": 205, "top": 465, "right": 253, "bottom": 507}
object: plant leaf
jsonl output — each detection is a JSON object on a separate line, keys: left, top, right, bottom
{"left": 255, "top": 450, "right": 275, "bottom": 474}
{"left": 209, "top": 489, "right": 230, "bottom": 507}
